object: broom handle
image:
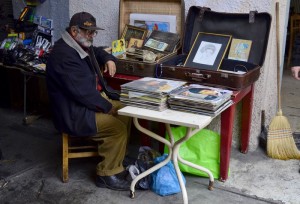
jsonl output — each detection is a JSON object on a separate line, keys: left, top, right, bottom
{"left": 276, "top": 2, "right": 282, "bottom": 111}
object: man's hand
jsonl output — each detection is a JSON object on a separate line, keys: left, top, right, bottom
{"left": 104, "top": 60, "right": 116, "bottom": 77}
{"left": 291, "top": 66, "right": 300, "bottom": 80}
{"left": 107, "top": 106, "right": 118, "bottom": 116}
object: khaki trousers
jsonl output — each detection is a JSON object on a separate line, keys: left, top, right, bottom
{"left": 92, "top": 93, "right": 131, "bottom": 176}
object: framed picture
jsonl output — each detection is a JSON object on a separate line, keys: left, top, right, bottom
{"left": 228, "top": 38, "right": 252, "bottom": 62}
{"left": 121, "top": 25, "right": 148, "bottom": 48}
{"left": 184, "top": 32, "right": 232, "bottom": 70}
{"left": 112, "top": 39, "right": 126, "bottom": 59}
{"left": 133, "top": 20, "right": 170, "bottom": 32}
{"left": 129, "top": 13, "right": 177, "bottom": 33}
{"left": 128, "top": 38, "right": 144, "bottom": 48}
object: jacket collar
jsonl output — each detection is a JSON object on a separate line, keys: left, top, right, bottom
{"left": 62, "top": 31, "right": 88, "bottom": 59}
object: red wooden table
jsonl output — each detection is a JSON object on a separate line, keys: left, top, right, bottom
{"left": 220, "top": 84, "right": 253, "bottom": 181}
{"left": 106, "top": 73, "right": 253, "bottom": 182}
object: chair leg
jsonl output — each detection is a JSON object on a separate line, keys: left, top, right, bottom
{"left": 62, "top": 133, "right": 69, "bottom": 183}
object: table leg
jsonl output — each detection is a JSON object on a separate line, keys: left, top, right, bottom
{"left": 21, "top": 72, "right": 43, "bottom": 125}
{"left": 23, "top": 74, "right": 27, "bottom": 119}
{"left": 139, "top": 120, "right": 167, "bottom": 154}
{"left": 140, "top": 119, "right": 151, "bottom": 147}
{"left": 130, "top": 118, "right": 172, "bottom": 199}
{"left": 131, "top": 119, "right": 214, "bottom": 203}
{"left": 240, "top": 85, "right": 254, "bottom": 154}
{"left": 167, "top": 125, "right": 188, "bottom": 204}
{"left": 220, "top": 103, "right": 236, "bottom": 182}
{"left": 169, "top": 125, "right": 214, "bottom": 204}
{"left": 130, "top": 152, "right": 172, "bottom": 199}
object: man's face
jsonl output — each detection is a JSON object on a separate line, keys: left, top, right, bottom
{"left": 74, "top": 28, "right": 97, "bottom": 48}
{"left": 205, "top": 48, "right": 214, "bottom": 55}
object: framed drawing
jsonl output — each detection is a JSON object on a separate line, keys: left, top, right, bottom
{"left": 121, "top": 25, "right": 148, "bottom": 48}
{"left": 184, "top": 32, "right": 232, "bottom": 71}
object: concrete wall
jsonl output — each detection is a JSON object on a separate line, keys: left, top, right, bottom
{"left": 12, "top": 0, "right": 290, "bottom": 151}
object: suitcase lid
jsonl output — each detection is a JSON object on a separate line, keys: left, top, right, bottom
{"left": 119, "top": 0, "right": 185, "bottom": 38}
{"left": 182, "top": 6, "right": 272, "bottom": 66}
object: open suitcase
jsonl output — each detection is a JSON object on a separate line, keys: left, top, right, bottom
{"left": 115, "top": 0, "right": 185, "bottom": 77}
{"left": 159, "top": 6, "right": 272, "bottom": 90}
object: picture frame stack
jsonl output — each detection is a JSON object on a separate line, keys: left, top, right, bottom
{"left": 114, "top": 0, "right": 185, "bottom": 77}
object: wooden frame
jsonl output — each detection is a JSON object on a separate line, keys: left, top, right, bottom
{"left": 121, "top": 24, "right": 148, "bottom": 48}
{"left": 184, "top": 32, "right": 232, "bottom": 71}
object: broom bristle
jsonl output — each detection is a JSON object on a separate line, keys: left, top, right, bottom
{"left": 267, "top": 113, "right": 300, "bottom": 160}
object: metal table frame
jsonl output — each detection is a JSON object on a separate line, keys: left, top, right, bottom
{"left": 118, "top": 107, "right": 214, "bottom": 204}
{"left": 20, "top": 69, "right": 45, "bottom": 124}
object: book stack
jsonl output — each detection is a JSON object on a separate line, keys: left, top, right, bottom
{"left": 120, "top": 77, "right": 186, "bottom": 111}
{"left": 168, "top": 84, "right": 233, "bottom": 116}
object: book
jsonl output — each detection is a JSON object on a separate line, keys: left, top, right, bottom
{"left": 169, "top": 100, "right": 233, "bottom": 117}
{"left": 112, "top": 39, "right": 126, "bottom": 59}
{"left": 120, "top": 94, "right": 168, "bottom": 111}
{"left": 228, "top": 38, "right": 252, "bottom": 62}
{"left": 121, "top": 77, "right": 187, "bottom": 95}
{"left": 169, "top": 84, "right": 232, "bottom": 106}
{"left": 120, "top": 92, "right": 168, "bottom": 103}
{"left": 120, "top": 77, "right": 186, "bottom": 111}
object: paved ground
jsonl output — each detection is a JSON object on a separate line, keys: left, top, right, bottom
{"left": 0, "top": 70, "right": 299, "bottom": 204}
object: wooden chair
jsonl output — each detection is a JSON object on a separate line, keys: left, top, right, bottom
{"left": 287, "top": 14, "right": 300, "bottom": 68}
{"left": 62, "top": 133, "right": 98, "bottom": 182}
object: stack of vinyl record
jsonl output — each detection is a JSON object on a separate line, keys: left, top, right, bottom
{"left": 120, "top": 77, "right": 186, "bottom": 111}
{"left": 168, "top": 84, "right": 233, "bottom": 116}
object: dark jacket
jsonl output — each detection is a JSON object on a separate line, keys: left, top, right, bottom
{"left": 46, "top": 31, "right": 119, "bottom": 137}
{"left": 292, "top": 33, "right": 300, "bottom": 67}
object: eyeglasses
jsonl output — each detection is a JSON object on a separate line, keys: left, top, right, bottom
{"left": 78, "top": 27, "right": 98, "bottom": 37}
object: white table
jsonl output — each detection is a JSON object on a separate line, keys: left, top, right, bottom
{"left": 118, "top": 106, "right": 215, "bottom": 204}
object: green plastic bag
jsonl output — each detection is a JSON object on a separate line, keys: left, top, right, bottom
{"left": 165, "top": 126, "right": 221, "bottom": 178}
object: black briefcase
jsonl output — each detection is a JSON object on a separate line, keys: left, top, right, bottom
{"left": 158, "top": 6, "right": 272, "bottom": 90}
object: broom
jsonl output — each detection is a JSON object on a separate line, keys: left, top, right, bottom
{"left": 267, "top": 2, "right": 300, "bottom": 160}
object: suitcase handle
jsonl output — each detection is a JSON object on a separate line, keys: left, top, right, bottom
{"left": 185, "top": 72, "right": 211, "bottom": 80}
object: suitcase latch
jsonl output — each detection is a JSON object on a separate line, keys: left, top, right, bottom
{"left": 185, "top": 72, "right": 211, "bottom": 80}
{"left": 125, "top": 64, "right": 134, "bottom": 72}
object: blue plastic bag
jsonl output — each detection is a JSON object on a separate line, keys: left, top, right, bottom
{"left": 150, "top": 154, "right": 186, "bottom": 196}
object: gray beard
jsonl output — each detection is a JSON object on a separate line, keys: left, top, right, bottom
{"left": 75, "top": 34, "right": 93, "bottom": 48}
